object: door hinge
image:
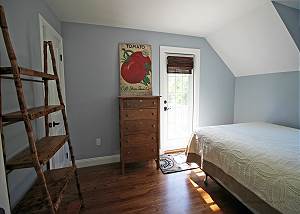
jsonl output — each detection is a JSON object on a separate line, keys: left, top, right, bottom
{"left": 60, "top": 54, "right": 63, "bottom": 61}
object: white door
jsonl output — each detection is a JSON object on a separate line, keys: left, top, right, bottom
{"left": 160, "top": 46, "right": 200, "bottom": 152}
{"left": 40, "top": 15, "right": 70, "bottom": 169}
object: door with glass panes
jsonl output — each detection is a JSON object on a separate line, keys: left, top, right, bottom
{"left": 160, "top": 55, "right": 194, "bottom": 151}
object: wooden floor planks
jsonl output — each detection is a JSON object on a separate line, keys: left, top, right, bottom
{"left": 60, "top": 162, "right": 252, "bottom": 214}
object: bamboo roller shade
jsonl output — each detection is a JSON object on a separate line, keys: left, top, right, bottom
{"left": 167, "top": 56, "right": 194, "bottom": 74}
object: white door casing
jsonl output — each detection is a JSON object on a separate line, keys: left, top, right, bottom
{"left": 0, "top": 137, "right": 10, "bottom": 213}
{"left": 160, "top": 46, "right": 200, "bottom": 152}
{"left": 39, "top": 14, "right": 70, "bottom": 169}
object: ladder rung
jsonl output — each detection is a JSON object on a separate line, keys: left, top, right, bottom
{"left": 0, "top": 66, "right": 57, "bottom": 80}
{"left": 2, "top": 105, "right": 64, "bottom": 124}
{"left": 13, "top": 167, "right": 75, "bottom": 213}
{"left": 1, "top": 75, "right": 44, "bottom": 83}
{"left": 6, "top": 135, "right": 68, "bottom": 170}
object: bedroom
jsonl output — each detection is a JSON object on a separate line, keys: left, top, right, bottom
{"left": 0, "top": 0, "right": 299, "bottom": 213}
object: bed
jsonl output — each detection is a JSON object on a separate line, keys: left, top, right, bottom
{"left": 186, "top": 122, "right": 300, "bottom": 214}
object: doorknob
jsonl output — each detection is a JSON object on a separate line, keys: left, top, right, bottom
{"left": 164, "top": 106, "right": 171, "bottom": 111}
{"left": 49, "top": 121, "right": 60, "bottom": 128}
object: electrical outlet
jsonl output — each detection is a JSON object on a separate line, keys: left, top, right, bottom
{"left": 96, "top": 138, "right": 101, "bottom": 146}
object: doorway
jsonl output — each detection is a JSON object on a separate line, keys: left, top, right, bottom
{"left": 39, "top": 15, "right": 69, "bottom": 169}
{"left": 160, "top": 46, "right": 200, "bottom": 152}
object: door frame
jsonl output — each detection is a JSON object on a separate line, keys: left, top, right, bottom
{"left": 0, "top": 137, "right": 11, "bottom": 213}
{"left": 38, "top": 14, "right": 69, "bottom": 168}
{"left": 38, "top": 14, "right": 66, "bottom": 102}
{"left": 159, "top": 46, "right": 200, "bottom": 152}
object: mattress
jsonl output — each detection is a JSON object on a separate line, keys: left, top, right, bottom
{"left": 186, "top": 122, "right": 300, "bottom": 214}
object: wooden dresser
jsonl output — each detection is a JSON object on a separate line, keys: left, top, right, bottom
{"left": 119, "top": 96, "right": 160, "bottom": 174}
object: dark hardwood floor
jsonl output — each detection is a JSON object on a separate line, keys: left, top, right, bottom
{"left": 61, "top": 162, "right": 252, "bottom": 214}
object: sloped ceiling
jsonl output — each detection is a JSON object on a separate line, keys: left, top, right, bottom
{"left": 46, "top": 0, "right": 300, "bottom": 77}
{"left": 273, "top": 1, "right": 300, "bottom": 50}
{"left": 207, "top": 1, "right": 300, "bottom": 76}
{"left": 274, "top": 0, "right": 300, "bottom": 9}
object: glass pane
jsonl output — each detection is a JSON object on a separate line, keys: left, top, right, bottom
{"left": 166, "top": 73, "right": 193, "bottom": 149}
{"left": 175, "top": 75, "right": 183, "bottom": 93}
{"left": 182, "top": 76, "right": 189, "bottom": 92}
{"left": 168, "top": 76, "right": 176, "bottom": 94}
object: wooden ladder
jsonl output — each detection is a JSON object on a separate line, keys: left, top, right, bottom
{"left": 0, "top": 5, "right": 84, "bottom": 213}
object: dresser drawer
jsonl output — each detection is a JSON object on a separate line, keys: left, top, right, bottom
{"left": 122, "top": 133, "right": 157, "bottom": 147}
{"left": 123, "top": 120, "right": 157, "bottom": 135}
{"left": 122, "top": 109, "right": 157, "bottom": 120}
{"left": 124, "top": 98, "right": 157, "bottom": 109}
{"left": 123, "top": 144, "right": 157, "bottom": 163}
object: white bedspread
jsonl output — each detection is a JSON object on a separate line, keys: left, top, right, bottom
{"left": 187, "top": 122, "right": 300, "bottom": 214}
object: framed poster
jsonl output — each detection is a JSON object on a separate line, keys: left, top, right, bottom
{"left": 119, "top": 43, "right": 152, "bottom": 96}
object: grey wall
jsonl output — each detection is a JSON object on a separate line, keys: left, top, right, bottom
{"left": 234, "top": 2, "right": 300, "bottom": 129}
{"left": 273, "top": 2, "right": 300, "bottom": 50}
{"left": 273, "top": 2, "right": 300, "bottom": 128}
{"left": 0, "top": 0, "right": 61, "bottom": 207}
{"left": 234, "top": 71, "right": 299, "bottom": 129}
{"left": 62, "top": 22, "right": 235, "bottom": 160}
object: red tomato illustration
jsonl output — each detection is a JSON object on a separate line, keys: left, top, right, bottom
{"left": 130, "top": 51, "right": 151, "bottom": 66}
{"left": 121, "top": 51, "right": 151, "bottom": 84}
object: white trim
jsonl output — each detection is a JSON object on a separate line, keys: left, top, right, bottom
{"left": 38, "top": 14, "right": 65, "bottom": 94}
{"left": 39, "top": 14, "right": 69, "bottom": 169}
{"left": 39, "top": 13, "right": 66, "bottom": 108}
{"left": 76, "top": 154, "right": 120, "bottom": 168}
{"left": 0, "top": 138, "right": 11, "bottom": 213}
{"left": 159, "top": 46, "right": 200, "bottom": 151}
{"left": 39, "top": 14, "right": 67, "bottom": 111}
{"left": 39, "top": 14, "right": 63, "bottom": 63}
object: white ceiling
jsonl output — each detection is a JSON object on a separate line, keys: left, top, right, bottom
{"left": 46, "top": 0, "right": 300, "bottom": 76}
{"left": 46, "top": 0, "right": 268, "bottom": 37}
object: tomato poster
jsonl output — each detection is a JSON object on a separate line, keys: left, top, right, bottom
{"left": 119, "top": 43, "right": 152, "bottom": 96}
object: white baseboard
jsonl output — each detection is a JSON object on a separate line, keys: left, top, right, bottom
{"left": 76, "top": 154, "right": 120, "bottom": 168}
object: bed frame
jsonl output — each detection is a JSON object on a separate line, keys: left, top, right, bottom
{"left": 187, "top": 153, "right": 281, "bottom": 214}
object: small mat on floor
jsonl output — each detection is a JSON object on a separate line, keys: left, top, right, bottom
{"left": 160, "top": 152, "right": 199, "bottom": 174}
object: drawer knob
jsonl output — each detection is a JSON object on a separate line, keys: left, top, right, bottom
{"left": 152, "top": 137, "right": 155, "bottom": 140}
{"left": 139, "top": 109, "right": 143, "bottom": 112}
{"left": 153, "top": 101, "right": 156, "bottom": 105}
{"left": 152, "top": 113, "right": 154, "bottom": 115}
{"left": 152, "top": 124, "right": 156, "bottom": 128}
{"left": 139, "top": 100, "right": 143, "bottom": 103}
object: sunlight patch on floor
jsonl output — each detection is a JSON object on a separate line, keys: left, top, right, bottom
{"left": 189, "top": 176, "right": 221, "bottom": 212}
{"left": 193, "top": 168, "right": 202, "bottom": 173}
{"left": 196, "top": 172, "right": 205, "bottom": 176}
{"left": 210, "top": 204, "right": 221, "bottom": 212}
{"left": 197, "top": 187, "right": 214, "bottom": 204}
{"left": 189, "top": 178, "right": 199, "bottom": 188}
{"left": 192, "top": 168, "right": 205, "bottom": 177}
